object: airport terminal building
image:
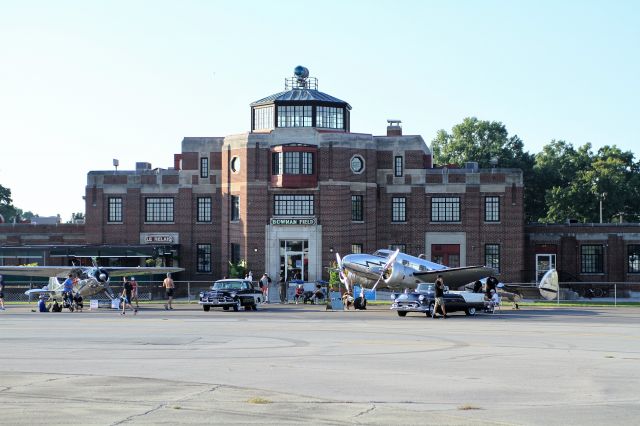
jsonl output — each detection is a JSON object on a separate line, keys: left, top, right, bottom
{"left": 81, "top": 68, "right": 525, "bottom": 282}
{"left": 3, "top": 67, "right": 638, "bottom": 285}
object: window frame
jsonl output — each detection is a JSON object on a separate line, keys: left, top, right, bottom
{"left": 351, "top": 195, "right": 363, "bottom": 222}
{"left": 485, "top": 244, "right": 500, "bottom": 273}
{"left": 485, "top": 196, "right": 500, "bottom": 222}
{"left": 394, "top": 156, "right": 403, "bottom": 177}
{"left": 196, "top": 243, "right": 212, "bottom": 273}
{"left": 431, "top": 197, "right": 461, "bottom": 222}
{"left": 628, "top": 245, "right": 640, "bottom": 273}
{"left": 200, "top": 157, "right": 209, "bottom": 179}
{"left": 107, "top": 197, "right": 123, "bottom": 223}
{"left": 145, "top": 197, "right": 174, "bottom": 223}
{"left": 274, "top": 195, "right": 314, "bottom": 216}
{"left": 230, "top": 195, "right": 240, "bottom": 221}
{"left": 392, "top": 197, "right": 406, "bottom": 222}
{"left": 196, "top": 197, "right": 212, "bottom": 223}
{"left": 351, "top": 243, "right": 363, "bottom": 254}
{"left": 581, "top": 244, "right": 604, "bottom": 274}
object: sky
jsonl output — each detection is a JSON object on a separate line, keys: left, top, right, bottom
{"left": 1, "top": 0, "right": 638, "bottom": 221}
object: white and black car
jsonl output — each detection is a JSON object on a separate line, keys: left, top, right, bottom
{"left": 199, "top": 279, "right": 263, "bottom": 312}
{"left": 391, "top": 283, "right": 486, "bottom": 317}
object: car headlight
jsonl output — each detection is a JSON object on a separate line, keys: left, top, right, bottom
{"left": 230, "top": 292, "right": 237, "bottom": 298}
{"left": 419, "top": 295, "right": 425, "bottom": 301}
{"left": 199, "top": 292, "right": 204, "bottom": 298}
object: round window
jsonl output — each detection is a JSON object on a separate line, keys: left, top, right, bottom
{"left": 350, "top": 155, "right": 364, "bottom": 174}
{"left": 230, "top": 156, "right": 241, "bottom": 173}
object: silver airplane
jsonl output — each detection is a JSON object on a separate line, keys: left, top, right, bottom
{"left": 336, "top": 249, "right": 559, "bottom": 300}
{"left": 0, "top": 258, "right": 183, "bottom": 301}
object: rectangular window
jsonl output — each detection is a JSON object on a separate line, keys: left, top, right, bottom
{"left": 581, "top": 245, "right": 604, "bottom": 273}
{"left": 274, "top": 195, "right": 314, "bottom": 216}
{"left": 230, "top": 243, "right": 241, "bottom": 264}
{"left": 629, "top": 245, "right": 640, "bottom": 273}
{"left": 351, "top": 243, "right": 363, "bottom": 254}
{"left": 145, "top": 197, "right": 174, "bottom": 222}
{"left": 394, "top": 156, "right": 403, "bottom": 177}
{"left": 107, "top": 197, "right": 122, "bottom": 223}
{"left": 485, "top": 196, "right": 500, "bottom": 222}
{"left": 351, "top": 195, "right": 363, "bottom": 221}
{"left": 197, "top": 244, "right": 212, "bottom": 273}
{"left": 316, "top": 106, "right": 344, "bottom": 129}
{"left": 301, "top": 152, "right": 313, "bottom": 174}
{"left": 284, "top": 151, "right": 299, "bottom": 174}
{"left": 392, "top": 197, "right": 406, "bottom": 222}
{"left": 431, "top": 197, "right": 461, "bottom": 222}
{"left": 254, "top": 106, "right": 274, "bottom": 130}
{"left": 272, "top": 152, "right": 283, "bottom": 175}
{"left": 200, "top": 157, "right": 209, "bottom": 178}
{"left": 231, "top": 195, "right": 240, "bottom": 221}
{"left": 485, "top": 244, "right": 500, "bottom": 272}
{"left": 277, "top": 105, "right": 312, "bottom": 127}
{"left": 197, "top": 197, "right": 212, "bottom": 222}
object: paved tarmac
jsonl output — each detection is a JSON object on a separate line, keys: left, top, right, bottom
{"left": 1, "top": 303, "right": 639, "bottom": 425}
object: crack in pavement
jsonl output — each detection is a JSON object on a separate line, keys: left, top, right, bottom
{"left": 109, "top": 403, "right": 166, "bottom": 425}
{"left": 353, "top": 404, "right": 376, "bottom": 418}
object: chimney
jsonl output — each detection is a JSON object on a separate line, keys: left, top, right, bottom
{"left": 387, "top": 119, "right": 402, "bottom": 136}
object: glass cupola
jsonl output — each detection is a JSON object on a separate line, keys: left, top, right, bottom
{"left": 250, "top": 66, "right": 351, "bottom": 132}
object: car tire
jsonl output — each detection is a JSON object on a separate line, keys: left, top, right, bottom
{"left": 233, "top": 300, "right": 240, "bottom": 312}
{"left": 465, "top": 307, "right": 477, "bottom": 316}
{"left": 397, "top": 311, "right": 407, "bottom": 317}
{"left": 203, "top": 305, "right": 210, "bottom": 312}
{"left": 428, "top": 302, "right": 435, "bottom": 317}
{"left": 223, "top": 306, "right": 229, "bottom": 311}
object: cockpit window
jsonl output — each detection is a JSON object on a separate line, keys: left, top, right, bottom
{"left": 373, "top": 250, "right": 388, "bottom": 258}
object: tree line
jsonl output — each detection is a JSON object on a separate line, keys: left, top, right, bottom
{"left": 431, "top": 117, "right": 639, "bottom": 223}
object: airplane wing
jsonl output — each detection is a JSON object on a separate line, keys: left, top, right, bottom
{"left": 0, "top": 266, "right": 74, "bottom": 278}
{"left": 101, "top": 267, "right": 184, "bottom": 278}
{"left": 413, "top": 266, "right": 495, "bottom": 287}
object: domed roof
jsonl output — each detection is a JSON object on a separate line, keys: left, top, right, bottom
{"left": 251, "top": 89, "right": 351, "bottom": 109}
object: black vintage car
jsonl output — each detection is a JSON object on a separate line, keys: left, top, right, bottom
{"left": 391, "top": 284, "right": 486, "bottom": 317}
{"left": 199, "top": 279, "right": 263, "bottom": 312}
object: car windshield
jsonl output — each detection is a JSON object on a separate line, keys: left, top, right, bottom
{"left": 212, "top": 281, "right": 245, "bottom": 290}
{"left": 416, "top": 283, "right": 434, "bottom": 292}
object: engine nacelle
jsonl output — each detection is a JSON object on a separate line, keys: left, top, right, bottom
{"left": 94, "top": 268, "right": 110, "bottom": 283}
{"left": 384, "top": 262, "right": 411, "bottom": 286}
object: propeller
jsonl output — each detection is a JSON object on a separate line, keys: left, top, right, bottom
{"left": 335, "top": 253, "right": 350, "bottom": 293}
{"left": 371, "top": 249, "right": 400, "bottom": 292}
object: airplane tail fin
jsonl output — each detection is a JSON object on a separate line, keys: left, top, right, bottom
{"left": 538, "top": 269, "right": 559, "bottom": 300}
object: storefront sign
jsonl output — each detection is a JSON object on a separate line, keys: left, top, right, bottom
{"left": 270, "top": 218, "right": 316, "bottom": 226}
{"left": 140, "top": 233, "right": 179, "bottom": 244}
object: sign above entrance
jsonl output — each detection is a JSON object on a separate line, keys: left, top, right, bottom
{"left": 270, "top": 218, "right": 316, "bottom": 226}
{"left": 140, "top": 232, "right": 180, "bottom": 244}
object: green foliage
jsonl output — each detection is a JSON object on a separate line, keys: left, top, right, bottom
{"left": 228, "top": 259, "right": 247, "bottom": 278}
{"left": 328, "top": 261, "right": 341, "bottom": 290}
{"left": 0, "top": 184, "right": 18, "bottom": 222}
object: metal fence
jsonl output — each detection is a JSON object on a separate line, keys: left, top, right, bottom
{"left": 2, "top": 280, "right": 640, "bottom": 305}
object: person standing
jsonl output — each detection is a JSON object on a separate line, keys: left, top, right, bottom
{"left": 246, "top": 270, "right": 253, "bottom": 283}
{"left": 163, "top": 273, "right": 175, "bottom": 310}
{"left": 433, "top": 275, "right": 447, "bottom": 319}
{"left": 121, "top": 277, "right": 137, "bottom": 315}
{"left": 130, "top": 277, "right": 139, "bottom": 308}
{"left": 0, "top": 274, "right": 5, "bottom": 311}
{"left": 259, "top": 273, "right": 270, "bottom": 304}
{"left": 279, "top": 272, "right": 287, "bottom": 304}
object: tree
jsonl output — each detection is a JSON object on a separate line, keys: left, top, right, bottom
{"left": 0, "top": 184, "right": 18, "bottom": 223}
{"left": 539, "top": 144, "right": 639, "bottom": 223}
{"left": 431, "top": 117, "right": 536, "bottom": 220}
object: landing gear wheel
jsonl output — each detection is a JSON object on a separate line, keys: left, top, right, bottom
{"left": 203, "top": 305, "right": 210, "bottom": 312}
{"left": 233, "top": 300, "right": 240, "bottom": 312}
{"left": 397, "top": 311, "right": 407, "bottom": 317}
{"left": 465, "top": 307, "right": 477, "bottom": 316}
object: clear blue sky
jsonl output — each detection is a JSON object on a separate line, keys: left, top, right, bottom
{"left": 1, "top": 0, "right": 638, "bottom": 221}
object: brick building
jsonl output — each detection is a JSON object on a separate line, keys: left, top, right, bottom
{"left": 81, "top": 67, "right": 526, "bottom": 283}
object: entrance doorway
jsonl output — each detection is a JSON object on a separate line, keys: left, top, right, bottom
{"left": 536, "top": 254, "right": 556, "bottom": 282}
{"left": 431, "top": 244, "right": 460, "bottom": 267}
{"left": 280, "top": 240, "right": 309, "bottom": 282}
